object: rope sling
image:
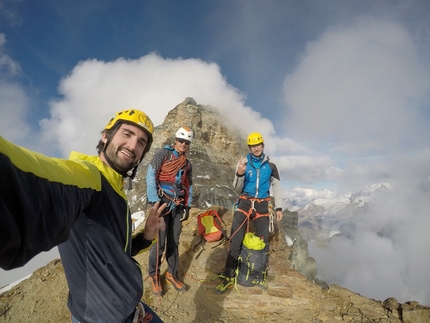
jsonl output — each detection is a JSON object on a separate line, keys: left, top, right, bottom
{"left": 157, "top": 154, "right": 187, "bottom": 211}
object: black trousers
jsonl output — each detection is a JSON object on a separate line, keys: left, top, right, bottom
{"left": 148, "top": 198, "right": 183, "bottom": 277}
{"left": 223, "top": 199, "right": 270, "bottom": 278}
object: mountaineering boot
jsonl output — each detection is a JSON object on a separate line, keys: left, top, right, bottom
{"left": 215, "top": 277, "right": 235, "bottom": 294}
{"left": 165, "top": 272, "right": 186, "bottom": 292}
{"left": 150, "top": 276, "right": 162, "bottom": 296}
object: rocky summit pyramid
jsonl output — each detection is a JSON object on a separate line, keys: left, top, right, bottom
{"left": 1, "top": 99, "right": 429, "bottom": 323}
{"left": 126, "top": 97, "right": 250, "bottom": 212}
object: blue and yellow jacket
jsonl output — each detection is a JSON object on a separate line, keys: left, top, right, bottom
{"left": 0, "top": 136, "right": 153, "bottom": 322}
{"left": 233, "top": 153, "right": 283, "bottom": 211}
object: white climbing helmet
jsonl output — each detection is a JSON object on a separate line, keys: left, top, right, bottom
{"left": 175, "top": 127, "right": 193, "bottom": 142}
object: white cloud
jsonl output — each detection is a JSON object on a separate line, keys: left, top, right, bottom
{"left": 284, "top": 187, "right": 336, "bottom": 208}
{"left": 0, "top": 33, "right": 22, "bottom": 78}
{"left": 283, "top": 17, "right": 430, "bottom": 156}
{"left": 276, "top": 154, "right": 342, "bottom": 184}
{"left": 310, "top": 179, "right": 430, "bottom": 304}
{"left": 0, "top": 33, "right": 29, "bottom": 143}
{"left": 309, "top": 149, "right": 430, "bottom": 305}
{"left": 1, "top": 42, "right": 323, "bottom": 182}
{"left": 39, "top": 53, "right": 278, "bottom": 157}
{"left": 0, "top": 81, "right": 30, "bottom": 142}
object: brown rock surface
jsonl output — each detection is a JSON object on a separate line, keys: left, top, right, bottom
{"left": 1, "top": 206, "right": 429, "bottom": 323}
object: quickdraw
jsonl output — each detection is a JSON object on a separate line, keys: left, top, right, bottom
{"left": 268, "top": 201, "right": 275, "bottom": 233}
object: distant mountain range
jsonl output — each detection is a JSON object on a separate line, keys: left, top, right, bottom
{"left": 285, "top": 183, "right": 392, "bottom": 242}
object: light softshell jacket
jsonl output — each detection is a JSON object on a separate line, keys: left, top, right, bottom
{"left": 233, "top": 153, "right": 283, "bottom": 211}
{"left": 0, "top": 136, "right": 153, "bottom": 322}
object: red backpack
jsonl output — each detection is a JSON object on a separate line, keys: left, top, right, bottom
{"left": 197, "top": 210, "right": 224, "bottom": 242}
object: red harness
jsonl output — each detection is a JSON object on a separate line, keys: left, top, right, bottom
{"left": 236, "top": 195, "right": 271, "bottom": 220}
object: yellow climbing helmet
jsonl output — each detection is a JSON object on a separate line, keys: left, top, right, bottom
{"left": 102, "top": 109, "right": 155, "bottom": 180}
{"left": 105, "top": 109, "right": 154, "bottom": 135}
{"left": 247, "top": 132, "right": 264, "bottom": 146}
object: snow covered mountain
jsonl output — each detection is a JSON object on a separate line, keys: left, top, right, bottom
{"left": 285, "top": 183, "right": 391, "bottom": 242}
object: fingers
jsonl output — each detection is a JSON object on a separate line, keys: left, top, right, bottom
{"left": 152, "top": 202, "right": 166, "bottom": 231}
{"left": 237, "top": 157, "right": 247, "bottom": 175}
{"left": 142, "top": 203, "right": 167, "bottom": 240}
{"left": 149, "top": 201, "right": 167, "bottom": 217}
{"left": 154, "top": 202, "right": 167, "bottom": 217}
{"left": 158, "top": 217, "right": 166, "bottom": 231}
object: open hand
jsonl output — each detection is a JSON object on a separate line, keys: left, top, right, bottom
{"left": 143, "top": 201, "right": 167, "bottom": 240}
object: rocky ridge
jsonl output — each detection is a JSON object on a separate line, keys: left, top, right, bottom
{"left": 1, "top": 99, "right": 429, "bottom": 322}
{"left": 1, "top": 207, "right": 429, "bottom": 323}
{"left": 128, "top": 97, "right": 249, "bottom": 211}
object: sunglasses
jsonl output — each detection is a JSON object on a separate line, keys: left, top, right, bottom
{"left": 249, "top": 143, "right": 263, "bottom": 149}
{"left": 176, "top": 138, "right": 191, "bottom": 145}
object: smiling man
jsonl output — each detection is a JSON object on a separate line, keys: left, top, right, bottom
{"left": 146, "top": 127, "right": 193, "bottom": 296}
{"left": 216, "top": 132, "right": 283, "bottom": 294}
{"left": 0, "top": 109, "right": 166, "bottom": 323}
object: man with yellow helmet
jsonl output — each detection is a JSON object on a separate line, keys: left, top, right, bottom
{"left": 98, "top": 109, "right": 154, "bottom": 182}
{"left": 0, "top": 109, "right": 165, "bottom": 322}
{"left": 216, "top": 132, "right": 283, "bottom": 294}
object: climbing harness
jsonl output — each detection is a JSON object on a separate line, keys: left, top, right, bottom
{"left": 235, "top": 195, "right": 271, "bottom": 219}
{"left": 158, "top": 186, "right": 185, "bottom": 213}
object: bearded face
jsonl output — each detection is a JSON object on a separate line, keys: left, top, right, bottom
{"left": 101, "top": 123, "right": 149, "bottom": 173}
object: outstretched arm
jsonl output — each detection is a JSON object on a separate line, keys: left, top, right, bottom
{"left": 0, "top": 136, "right": 99, "bottom": 270}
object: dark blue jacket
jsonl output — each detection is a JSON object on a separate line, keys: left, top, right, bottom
{"left": 0, "top": 136, "right": 153, "bottom": 322}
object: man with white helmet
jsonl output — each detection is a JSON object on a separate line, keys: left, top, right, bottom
{"left": 0, "top": 109, "right": 166, "bottom": 322}
{"left": 146, "top": 126, "right": 194, "bottom": 296}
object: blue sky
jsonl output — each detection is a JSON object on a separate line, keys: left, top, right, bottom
{"left": 1, "top": 0, "right": 430, "bottom": 196}
{"left": 1, "top": 0, "right": 430, "bottom": 305}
